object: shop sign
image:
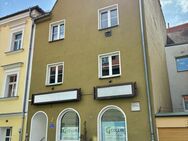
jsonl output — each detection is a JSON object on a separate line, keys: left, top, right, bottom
{"left": 61, "top": 127, "right": 79, "bottom": 140}
{"left": 94, "top": 82, "right": 136, "bottom": 100}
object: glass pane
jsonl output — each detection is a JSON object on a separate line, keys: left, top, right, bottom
{"left": 8, "top": 85, "right": 12, "bottom": 97}
{"left": 101, "top": 109, "right": 126, "bottom": 141}
{"left": 50, "top": 76, "right": 55, "bottom": 84}
{"left": 112, "top": 55, "right": 120, "bottom": 75}
{"left": 52, "top": 25, "right": 58, "bottom": 40}
{"left": 176, "top": 57, "right": 188, "bottom": 71}
{"left": 15, "top": 33, "right": 22, "bottom": 40}
{"left": 50, "top": 67, "right": 56, "bottom": 75}
{"left": 60, "top": 111, "right": 79, "bottom": 140}
{"left": 6, "top": 128, "right": 11, "bottom": 136}
{"left": 58, "top": 65, "right": 63, "bottom": 83}
{"left": 112, "top": 55, "right": 119, "bottom": 65}
{"left": 9, "top": 75, "right": 17, "bottom": 83}
{"left": 60, "top": 24, "right": 64, "bottom": 39}
{"left": 13, "top": 41, "right": 18, "bottom": 50}
{"left": 110, "top": 9, "right": 117, "bottom": 26}
{"left": 102, "top": 57, "right": 109, "bottom": 76}
{"left": 49, "top": 66, "right": 56, "bottom": 84}
{"left": 101, "top": 11, "right": 108, "bottom": 29}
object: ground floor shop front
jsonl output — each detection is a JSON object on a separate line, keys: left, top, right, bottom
{"left": 26, "top": 88, "right": 151, "bottom": 141}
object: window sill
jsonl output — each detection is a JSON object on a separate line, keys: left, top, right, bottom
{"left": 45, "top": 82, "right": 63, "bottom": 87}
{"left": 99, "top": 74, "right": 121, "bottom": 79}
{"left": 98, "top": 25, "right": 119, "bottom": 31}
{"left": 49, "top": 38, "right": 64, "bottom": 43}
{"left": 5, "top": 49, "right": 24, "bottom": 55}
{"left": 0, "top": 96, "right": 19, "bottom": 101}
{"left": 177, "top": 70, "right": 188, "bottom": 72}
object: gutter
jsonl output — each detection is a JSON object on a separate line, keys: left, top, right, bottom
{"left": 20, "top": 8, "right": 36, "bottom": 141}
{"left": 138, "top": 0, "right": 155, "bottom": 140}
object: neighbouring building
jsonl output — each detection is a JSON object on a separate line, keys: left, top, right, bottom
{"left": 26, "top": 0, "right": 171, "bottom": 141}
{"left": 156, "top": 23, "right": 188, "bottom": 140}
{"left": 0, "top": 6, "right": 44, "bottom": 141}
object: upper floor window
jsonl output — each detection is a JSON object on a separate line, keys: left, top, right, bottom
{"left": 46, "top": 62, "right": 64, "bottom": 85}
{"left": 0, "top": 127, "right": 12, "bottom": 141}
{"left": 176, "top": 56, "right": 188, "bottom": 72}
{"left": 49, "top": 20, "right": 65, "bottom": 41}
{"left": 98, "top": 4, "right": 119, "bottom": 30}
{"left": 98, "top": 51, "right": 121, "bottom": 78}
{"left": 5, "top": 74, "right": 18, "bottom": 97}
{"left": 2, "top": 63, "right": 22, "bottom": 98}
{"left": 12, "top": 31, "right": 23, "bottom": 51}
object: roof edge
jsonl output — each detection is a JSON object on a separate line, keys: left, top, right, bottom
{"left": 0, "top": 5, "right": 45, "bottom": 21}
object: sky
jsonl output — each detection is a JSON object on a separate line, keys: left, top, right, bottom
{"left": 0, "top": 0, "right": 187, "bottom": 27}
{"left": 0, "top": 0, "right": 56, "bottom": 16}
{"left": 161, "top": 0, "right": 188, "bottom": 27}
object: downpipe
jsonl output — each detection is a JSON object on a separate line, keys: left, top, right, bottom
{"left": 138, "top": 0, "right": 155, "bottom": 140}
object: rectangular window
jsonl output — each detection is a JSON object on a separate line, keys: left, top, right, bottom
{"left": 176, "top": 56, "right": 188, "bottom": 72}
{"left": 11, "top": 31, "right": 23, "bottom": 51}
{"left": 98, "top": 4, "right": 119, "bottom": 29}
{"left": 46, "top": 62, "right": 64, "bottom": 85}
{"left": 183, "top": 96, "right": 188, "bottom": 111}
{"left": 49, "top": 20, "right": 65, "bottom": 41}
{"left": 5, "top": 74, "right": 18, "bottom": 97}
{"left": 99, "top": 51, "right": 121, "bottom": 78}
{"left": 0, "top": 127, "right": 12, "bottom": 141}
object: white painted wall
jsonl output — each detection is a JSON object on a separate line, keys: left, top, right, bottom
{"left": 165, "top": 43, "right": 188, "bottom": 112}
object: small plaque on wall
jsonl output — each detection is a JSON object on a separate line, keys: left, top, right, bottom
{"left": 131, "top": 102, "right": 141, "bottom": 112}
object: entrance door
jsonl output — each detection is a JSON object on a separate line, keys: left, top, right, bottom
{"left": 30, "top": 111, "right": 48, "bottom": 141}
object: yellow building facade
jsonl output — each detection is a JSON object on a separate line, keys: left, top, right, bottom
{"left": 0, "top": 7, "right": 44, "bottom": 141}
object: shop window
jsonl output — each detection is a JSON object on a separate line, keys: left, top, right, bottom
{"left": 98, "top": 106, "right": 127, "bottom": 141}
{"left": 57, "top": 109, "right": 80, "bottom": 141}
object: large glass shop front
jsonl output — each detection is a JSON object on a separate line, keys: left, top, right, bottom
{"left": 57, "top": 107, "right": 126, "bottom": 141}
{"left": 60, "top": 111, "right": 79, "bottom": 141}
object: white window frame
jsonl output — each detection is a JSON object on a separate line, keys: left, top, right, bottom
{"left": 56, "top": 108, "right": 81, "bottom": 141}
{"left": 98, "top": 4, "right": 119, "bottom": 30}
{"left": 183, "top": 96, "right": 188, "bottom": 112}
{"left": 46, "top": 62, "right": 64, "bottom": 86}
{"left": 0, "top": 127, "right": 12, "bottom": 141}
{"left": 9, "top": 26, "right": 24, "bottom": 52}
{"left": 2, "top": 68, "right": 20, "bottom": 98}
{"left": 97, "top": 105, "right": 128, "bottom": 141}
{"left": 49, "top": 19, "right": 65, "bottom": 41}
{"left": 98, "top": 51, "right": 121, "bottom": 78}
